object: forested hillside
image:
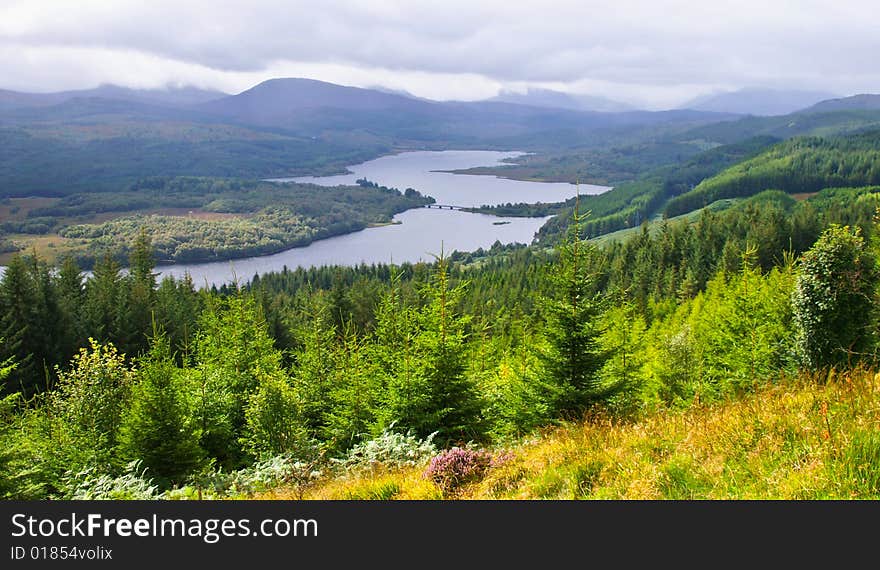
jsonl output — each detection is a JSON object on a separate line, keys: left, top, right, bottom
{"left": 539, "top": 130, "right": 880, "bottom": 244}
{"left": 2, "top": 174, "right": 879, "bottom": 499}
{"left": 665, "top": 132, "right": 880, "bottom": 216}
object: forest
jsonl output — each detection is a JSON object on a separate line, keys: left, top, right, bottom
{"left": 1, "top": 169, "right": 879, "bottom": 499}
{"left": 0, "top": 176, "right": 433, "bottom": 268}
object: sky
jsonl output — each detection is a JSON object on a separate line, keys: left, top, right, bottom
{"left": 1, "top": 0, "right": 878, "bottom": 109}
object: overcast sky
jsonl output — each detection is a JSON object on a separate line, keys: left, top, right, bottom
{"left": 1, "top": 0, "right": 877, "bottom": 109}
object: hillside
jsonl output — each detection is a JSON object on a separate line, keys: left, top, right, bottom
{"left": 0, "top": 84, "right": 227, "bottom": 111}
{"left": 664, "top": 130, "right": 880, "bottom": 216}
{"left": 263, "top": 369, "right": 879, "bottom": 500}
{"left": 487, "top": 87, "right": 634, "bottom": 113}
{"left": 800, "top": 94, "right": 880, "bottom": 114}
{"left": 679, "top": 87, "right": 838, "bottom": 116}
{"left": 0, "top": 78, "right": 735, "bottom": 197}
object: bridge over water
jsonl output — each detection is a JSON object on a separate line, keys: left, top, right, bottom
{"left": 424, "top": 203, "right": 467, "bottom": 211}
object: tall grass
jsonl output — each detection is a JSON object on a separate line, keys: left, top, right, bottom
{"left": 256, "top": 368, "right": 879, "bottom": 500}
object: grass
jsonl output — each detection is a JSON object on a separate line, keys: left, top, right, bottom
{"left": 255, "top": 367, "right": 879, "bottom": 500}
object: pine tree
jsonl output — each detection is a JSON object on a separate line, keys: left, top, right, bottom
{"left": 290, "top": 293, "right": 336, "bottom": 435}
{"left": 323, "top": 322, "right": 378, "bottom": 450}
{"left": 385, "top": 254, "right": 484, "bottom": 443}
{"left": 84, "top": 254, "right": 123, "bottom": 345}
{"left": 119, "top": 332, "right": 204, "bottom": 488}
{"left": 120, "top": 228, "right": 157, "bottom": 357}
{"left": 55, "top": 256, "right": 86, "bottom": 367}
{"left": 242, "top": 370, "right": 309, "bottom": 459}
{"left": 0, "top": 255, "right": 38, "bottom": 396}
{"left": 194, "top": 290, "right": 283, "bottom": 468}
{"left": 538, "top": 199, "right": 614, "bottom": 417}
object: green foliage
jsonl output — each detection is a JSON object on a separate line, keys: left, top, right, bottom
{"left": 194, "top": 292, "right": 285, "bottom": 468}
{"left": 839, "top": 429, "right": 880, "bottom": 496}
{"left": 46, "top": 177, "right": 431, "bottom": 267}
{"left": 6, "top": 128, "right": 880, "bottom": 499}
{"left": 383, "top": 256, "right": 485, "bottom": 444}
{"left": 665, "top": 132, "right": 880, "bottom": 217}
{"left": 598, "top": 302, "right": 648, "bottom": 411}
{"left": 538, "top": 210, "right": 615, "bottom": 415}
{"left": 538, "top": 136, "right": 779, "bottom": 244}
{"left": 119, "top": 334, "right": 204, "bottom": 488}
{"left": 338, "top": 427, "right": 437, "bottom": 472}
{"left": 480, "top": 325, "right": 551, "bottom": 437}
{"left": 792, "top": 225, "right": 878, "bottom": 369}
{"left": 50, "top": 339, "right": 134, "bottom": 471}
{"left": 59, "top": 460, "right": 160, "bottom": 500}
{"left": 242, "top": 370, "right": 309, "bottom": 459}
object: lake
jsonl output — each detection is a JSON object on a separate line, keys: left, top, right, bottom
{"left": 151, "top": 150, "right": 609, "bottom": 287}
{"left": 278, "top": 150, "right": 605, "bottom": 208}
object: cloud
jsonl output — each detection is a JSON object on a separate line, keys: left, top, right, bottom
{"left": 2, "top": 0, "right": 879, "bottom": 107}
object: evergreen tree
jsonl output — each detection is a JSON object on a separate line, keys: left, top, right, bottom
{"left": 119, "top": 332, "right": 204, "bottom": 488}
{"left": 242, "top": 370, "right": 309, "bottom": 459}
{"left": 155, "top": 273, "right": 202, "bottom": 361}
{"left": 119, "top": 228, "right": 157, "bottom": 357}
{"left": 323, "top": 323, "right": 378, "bottom": 450}
{"left": 194, "top": 291, "right": 283, "bottom": 468}
{"left": 55, "top": 256, "right": 86, "bottom": 367}
{"left": 0, "top": 255, "right": 36, "bottom": 395}
{"left": 84, "top": 254, "right": 124, "bottom": 345}
{"left": 538, "top": 203, "right": 614, "bottom": 417}
{"left": 386, "top": 255, "right": 484, "bottom": 443}
{"left": 290, "top": 293, "right": 336, "bottom": 435}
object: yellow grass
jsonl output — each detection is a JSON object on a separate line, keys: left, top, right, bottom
{"left": 255, "top": 369, "right": 880, "bottom": 500}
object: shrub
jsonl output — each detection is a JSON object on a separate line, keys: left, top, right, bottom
{"left": 339, "top": 428, "right": 437, "bottom": 472}
{"left": 792, "top": 225, "right": 877, "bottom": 370}
{"left": 58, "top": 460, "right": 160, "bottom": 500}
{"left": 423, "top": 447, "right": 492, "bottom": 493}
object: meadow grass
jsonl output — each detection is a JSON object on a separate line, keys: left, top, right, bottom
{"left": 256, "top": 368, "right": 879, "bottom": 500}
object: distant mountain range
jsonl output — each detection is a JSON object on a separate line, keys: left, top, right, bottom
{"left": 3, "top": 76, "right": 878, "bottom": 197}
{"left": 798, "top": 93, "right": 880, "bottom": 113}
{"left": 679, "top": 88, "right": 839, "bottom": 116}
{"left": 0, "top": 84, "right": 227, "bottom": 111}
{"left": 486, "top": 88, "right": 634, "bottom": 113}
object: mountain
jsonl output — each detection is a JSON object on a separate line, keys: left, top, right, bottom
{"left": 799, "top": 93, "right": 880, "bottom": 114}
{"left": 488, "top": 88, "right": 634, "bottom": 112}
{"left": 680, "top": 88, "right": 839, "bottom": 116}
{"left": 0, "top": 76, "right": 741, "bottom": 196}
{"left": 0, "top": 84, "right": 227, "bottom": 111}
{"left": 198, "top": 77, "right": 435, "bottom": 126}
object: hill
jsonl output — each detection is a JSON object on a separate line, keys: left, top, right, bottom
{"left": 0, "top": 84, "right": 226, "bottom": 111}
{"left": 680, "top": 87, "right": 838, "bottom": 116}
{"left": 800, "top": 93, "right": 880, "bottom": 114}
{"left": 0, "top": 78, "right": 735, "bottom": 196}
{"left": 265, "top": 368, "right": 878, "bottom": 499}
{"left": 487, "top": 87, "right": 634, "bottom": 112}
{"left": 199, "top": 77, "right": 434, "bottom": 125}
{"left": 664, "top": 130, "right": 880, "bottom": 216}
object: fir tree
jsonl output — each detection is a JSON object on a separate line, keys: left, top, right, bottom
{"left": 386, "top": 254, "right": 484, "bottom": 443}
{"left": 538, "top": 198, "right": 614, "bottom": 417}
{"left": 119, "top": 331, "right": 204, "bottom": 488}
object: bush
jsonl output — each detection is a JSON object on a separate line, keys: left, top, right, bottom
{"left": 792, "top": 225, "right": 877, "bottom": 370}
{"left": 423, "top": 447, "right": 492, "bottom": 493}
{"left": 338, "top": 428, "right": 437, "bottom": 472}
{"left": 58, "top": 460, "right": 160, "bottom": 500}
